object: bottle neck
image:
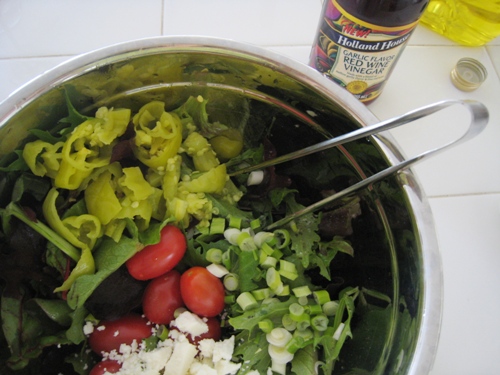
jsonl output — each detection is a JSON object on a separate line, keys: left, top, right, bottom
{"left": 335, "top": 0, "right": 429, "bottom": 27}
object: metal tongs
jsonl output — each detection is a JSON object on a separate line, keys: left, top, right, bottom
{"left": 230, "top": 99, "right": 489, "bottom": 230}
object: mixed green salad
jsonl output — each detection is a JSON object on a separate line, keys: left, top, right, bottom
{"left": 0, "top": 92, "right": 365, "bottom": 375}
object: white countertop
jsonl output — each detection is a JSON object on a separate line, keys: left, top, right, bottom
{"left": 1, "top": 1, "right": 499, "bottom": 374}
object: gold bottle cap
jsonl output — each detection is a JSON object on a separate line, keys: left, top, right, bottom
{"left": 450, "top": 58, "right": 487, "bottom": 92}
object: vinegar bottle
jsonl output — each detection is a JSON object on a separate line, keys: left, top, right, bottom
{"left": 420, "top": 0, "right": 500, "bottom": 46}
{"left": 309, "top": 0, "right": 429, "bottom": 104}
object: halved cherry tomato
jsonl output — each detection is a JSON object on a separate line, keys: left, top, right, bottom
{"left": 126, "top": 225, "right": 186, "bottom": 280}
{"left": 180, "top": 267, "right": 225, "bottom": 317}
{"left": 89, "top": 360, "right": 121, "bottom": 375}
{"left": 88, "top": 314, "right": 151, "bottom": 354}
{"left": 142, "top": 270, "right": 184, "bottom": 325}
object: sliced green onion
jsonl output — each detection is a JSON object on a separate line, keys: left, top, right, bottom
{"left": 228, "top": 215, "right": 242, "bottom": 229}
{"left": 206, "top": 263, "right": 229, "bottom": 278}
{"left": 289, "top": 303, "right": 310, "bottom": 329}
{"left": 254, "top": 232, "right": 274, "bottom": 248}
{"left": 247, "top": 170, "right": 265, "bottom": 186}
{"left": 289, "top": 303, "right": 305, "bottom": 319}
{"left": 307, "top": 304, "right": 323, "bottom": 315}
{"left": 293, "top": 327, "right": 314, "bottom": 342}
{"left": 222, "top": 249, "right": 232, "bottom": 269}
{"left": 196, "top": 224, "right": 210, "bottom": 235}
{"left": 224, "top": 295, "right": 236, "bottom": 304}
{"left": 206, "top": 248, "right": 223, "bottom": 264}
{"left": 298, "top": 296, "right": 309, "bottom": 306}
{"left": 332, "top": 322, "right": 345, "bottom": 341}
{"left": 279, "top": 270, "right": 298, "bottom": 281}
{"left": 236, "top": 292, "right": 258, "bottom": 311}
{"left": 285, "top": 335, "right": 305, "bottom": 354}
{"left": 292, "top": 285, "right": 311, "bottom": 298}
{"left": 311, "top": 314, "right": 329, "bottom": 332}
{"left": 210, "top": 217, "right": 226, "bottom": 234}
{"left": 266, "top": 267, "right": 282, "bottom": 291}
{"left": 266, "top": 328, "right": 292, "bottom": 347}
{"left": 289, "top": 220, "right": 299, "bottom": 234}
{"left": 322, "top": 300, "right": 339, "bottom": 316}
{"left": 237, "top": 231, "right": 257, "bottom": 251}
{"left": 260, "top": 241, "right": 275, "bottom": 256}
{"left": 274, "top": 229, "right": 291, "bottom": 249}
{"left": 223, "top": 273, "right": 239, "bottom": 291}
{"left": 275, "top": 284, "right": 290, "bottom": 297}
{"left": 224, "top": 228, "right": 241, "bottom": 245}
{"left": 279, "top": 260, "right": 296, "bottom": 273}
{"left": 272, "top": 248, "right": 284, "bottom": 259}
{"left": 282, "top": 314, "right": 297, "bottom": 331}
{"left": 270, "top": 360, "right": 287, "bottom": 375}
{"left": 313, "top": 290, "right": 331, "bottom": 305}
{"left": 250, "top": 218, "right": 261, "bottom": 231}
{"left": 156, "top": 325, "right": 169, "bottom": 341}
{"left": 251, "top": 287, "right": 272, "bottom": 301}
{"left": 296, "top": 319, "right": 311, "bottom": 331}
{"left": 269, "top": 344, "right": 294, "bottom": 365}
{"left": 258, "top": 319, "right": 274, "bottom": 333}
{"left": 279, "top": 260, "right": 298, "bottom": 280}
{"left": 260, "top": 255, "right": 278, "bottom": 269}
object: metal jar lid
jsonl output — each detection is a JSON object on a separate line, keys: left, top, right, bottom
{"left": 450, "top": 58, "right": 488, "bottom": 92}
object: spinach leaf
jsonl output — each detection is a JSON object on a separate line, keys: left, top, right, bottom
{"left": 66, "top": 235, "right": 143, "bottom": 309}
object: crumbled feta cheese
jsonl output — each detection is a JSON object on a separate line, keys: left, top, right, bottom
{"left": 190, "top": 362, "right": 218, "bottom": 375}
{"left": 93, "top": 313, "right": 243, "bottom": 375}
{"left": 212, "top": 336, "right": 235, "bottom": 363}
{"left": 198, "top": 338, "right": 215, "bottom": 359}
{"left": 172, "top": 311, "right": 208, "bottom": 337}
{"left": 215, "top": 359, "right": 241, "bottom": 374}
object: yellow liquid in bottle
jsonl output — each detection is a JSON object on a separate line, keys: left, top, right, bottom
{"left": 420, "top": 0, "right": 500, "bottom": 46}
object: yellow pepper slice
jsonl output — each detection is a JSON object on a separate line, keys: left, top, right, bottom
{"left": 132, "top": 101, "right": 183, "bottom": 168}
{"left": 179, "top": 164, "right": 227, "bottom": 194}
{"left": 53, "top": 247, "right": 95, "bottom": 293}
{"left": 55, "top": 107, "right": 130, "bottom": 190}
{"left": 85, "top": 171, "right": 122, "bottom": 225}
{"left": 43, "top": 188, "right": 88, "bottom": 250}
{"left": 43, "top": 188, "right": 99, "bottom": 292}
{"left": 22, "top": 140, "right": 64, "bottom": 179}
{"left": 183, "top": 131, "right": 219, "bottom": 172}
{"left": 162, "top": 155, "right": 182, "bottom": 201}
{"left": 209, "top": 128, "right": 244, "bottom": 161}
{"left": 119, "top": 167, "right": 155, "bottom": 201}
{"left": 62, "top": 215, "right": 102, "bottom": 252}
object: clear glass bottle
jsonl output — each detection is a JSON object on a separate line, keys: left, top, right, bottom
{"left": 309, "top": 0, "right": 429, "bottom": 104}
{"left": 420, "top": 0, "right": 500, "bottom": 46}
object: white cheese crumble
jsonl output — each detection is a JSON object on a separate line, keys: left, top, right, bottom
{"left": 172, "top": 311, "right": 209, "bottom": 338}
{"left": 90, "top": 312, "right": 241, "bottom": 375}
{"left": 83, "top": 321, "right": 94, "bottom": 335}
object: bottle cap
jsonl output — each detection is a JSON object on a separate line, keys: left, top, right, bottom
{"left": 450, "top": 58, "right": 487, "bottom": 92}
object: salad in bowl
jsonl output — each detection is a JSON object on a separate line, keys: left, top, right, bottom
{"left": 0, "top": 93, "right": 363, "bottom": 375}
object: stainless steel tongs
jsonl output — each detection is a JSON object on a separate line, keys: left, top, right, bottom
{"left": 230, "top": 99, "right": 489, "bottom": 230}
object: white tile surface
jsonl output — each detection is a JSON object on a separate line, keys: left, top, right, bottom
{"left": 428, "top": 194, "right": 500, "bottom": 375}
{"left": 1, "top": 2, "right": 500, "bottom": 374}
{"left": 163, "top": 0, "right": 322, "bottom": 46}
{"left": 0, "top": 0, "right": 163, "bottom": 58}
